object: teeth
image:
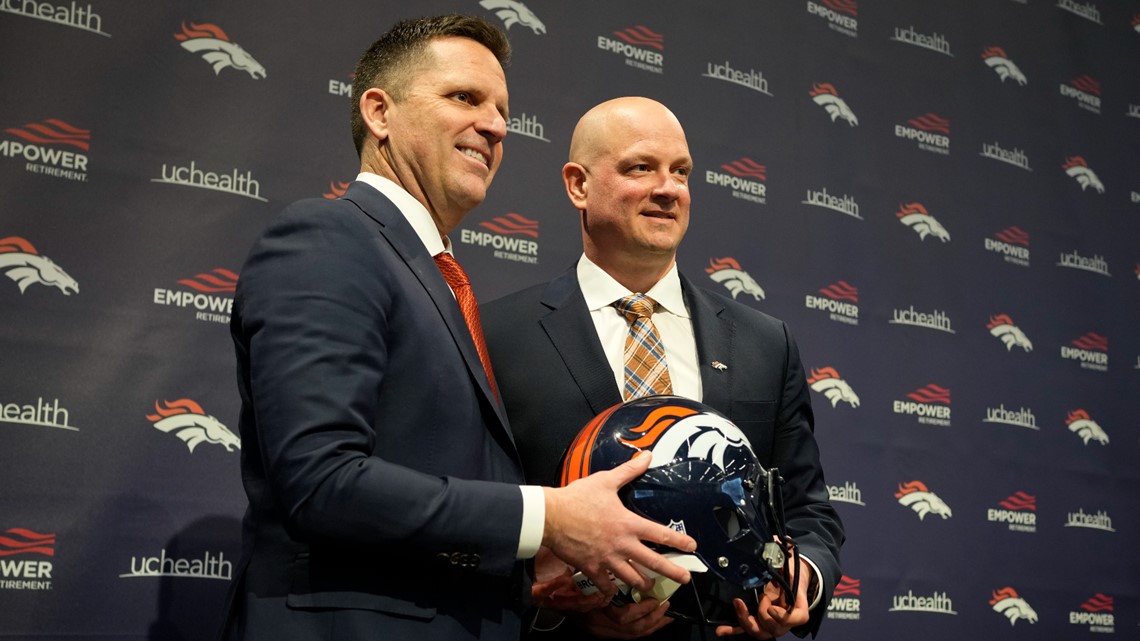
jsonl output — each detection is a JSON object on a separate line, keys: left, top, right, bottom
{"left": 460, "top": 148, "right": 487, "bottom": 165}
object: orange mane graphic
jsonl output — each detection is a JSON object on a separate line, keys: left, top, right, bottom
{"left": 147, "top": 399, "right": 241, "bottom": 453}
{"left": 175, "top": 21, "right": 266, "bottom": 79}
{"left": 0, "top": 236, "right": 78, "bottom": 295}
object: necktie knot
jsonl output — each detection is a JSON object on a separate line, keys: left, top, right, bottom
{"left": 434, "top": 252, "right": 470, "bottom": 288}
{"left": 614, "top": 294, "right": 657, "bottom": 322}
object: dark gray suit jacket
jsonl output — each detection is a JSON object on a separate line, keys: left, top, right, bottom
{"left": 221, "top": 182, "right": 528, "bottom": 641}
{"left": 482, "top": 267, "right": 843, "bottom": 639}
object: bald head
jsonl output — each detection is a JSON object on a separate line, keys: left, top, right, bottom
{"left": 568, "top": 97, "right": 687, "bottom": 166}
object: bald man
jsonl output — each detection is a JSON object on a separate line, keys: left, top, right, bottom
{"left": 482, "top": 97, "right": 843, "bottom": 640}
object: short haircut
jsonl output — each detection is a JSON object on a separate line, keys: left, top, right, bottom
{"left": 350, "top": 14, "right": 511, "bottom": 156}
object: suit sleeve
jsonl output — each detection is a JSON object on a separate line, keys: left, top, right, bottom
{"left": 235, "top": 202, "right": 523, "bottom": 575}
{"left": 773, "top": 325, "right": 845, "bottom": 637}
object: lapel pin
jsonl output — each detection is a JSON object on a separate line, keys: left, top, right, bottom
{"left": 711, "top": 361, "right": 728, "bottom": 371}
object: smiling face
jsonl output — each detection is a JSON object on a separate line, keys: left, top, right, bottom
{"left": 564, "top": 98, "right": 692, "bottom": 287}
{"left": 363, "top": 36, "right": 509, "bottom": 234}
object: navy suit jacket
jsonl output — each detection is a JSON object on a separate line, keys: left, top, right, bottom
{"left": 482, "top": 267, "right": 843, "bottom": 640}
{"left": 221, "top": 182, "right": 528, "bottom": 641}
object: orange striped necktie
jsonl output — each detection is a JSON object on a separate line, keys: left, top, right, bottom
{"left": 434, "top": 252, "right": 498, "bottom": 397}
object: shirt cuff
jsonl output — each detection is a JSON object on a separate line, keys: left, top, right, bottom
{"left": 516, "top": 485, "right": 545, "bottom": 559}
{"left": 802, "top": 554, "right": 824, "bottom": 610}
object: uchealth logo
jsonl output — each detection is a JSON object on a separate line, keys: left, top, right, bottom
{"left": 0, "top": 528, "right": 55, "bottom": 591}
{"left": 981, "top": 47, "right": 1027, "bottom": 85}
{"left": 802, "top": 185, "right": 861, "bottom": 220}
{"left": 983, "top": 403, "right": 1038, "bottom": 431}
{"left": 460, "top": 213, "right": 538, "bottom": 264}
{"left": 807, "top": 367, "right": 859, "bottom": 408}
{"left": 1062, "top": 155, "right": 1104, "bottom": 193}
{"left": 890, "top": 305, "right": 954, "bottom": 334}
{"left": 705, "top": 257, "right": 764, "bottom": 301}
{"left": 706, "top": 157, "right": 766, "bottom": 204}
{"left": 152, "top": 159, "right": 266, "bottom": 201}
{"left": 702, "top": 59, "right": 770, "bottom": 96}
{"left": 896, "top": 203, "right": 950, "bottom": 241}
{"left": 989, "top": 587, "right": 1038, "bottom": 625}
{"left": 479, "top": 0, "right": 545, "bottom": 35}
{"left": 889, "top": 588, "right": 956, "bottom": 615}
{"left": 980, "top": 140, "right": 1031, "bottom": 172}
{"left": 0, "top": 236, "right": 78, "bottom": 295}
{"left": 1061, "top": 332, "right": 1108, "bottom": 371}
{"left": 985, "top": 226, "right": 1029, "bottom": 266}
{"left": 2, "top": 118, "right": 90, "bottom": 181}
{"left": 0, "top": 0, "right": 108, "bottom": 37}
{"left": 805, "top": 281, "right": 858, "bottom": 325}
{"left": 809, "top": 83, "right": 858, "bottom": 126}
{"left": 506, "top": 111, "right": 549, "bottom": 142}
{"left": 893, "top": 384, "right": 951, "bottom": 426}
{"left": 827, "top": 481, "right": 863, "bottom": 507}
{"left": 1065, "top": 507, "right": 1114, "bottom": 532}
{"left": 153, "top": 268, "right": 236, "bottom": 324}
{"left": 895, "top": 113, "right": 950, "bottom": 155}
{"left": 0, "top": 395, "right": 76, "bottom": 432}
{"left": 1070, "top": 594, "right": 1114, "bottom": 633}
{"left": 806, "top": 0, "right": 857, "bottom": 38}
{"left": 175, "top": 21, "right": 265, "bottom": 79}
{"left": 121, "top": 547, "right": 232, "bottom": 581}
{"left": 146, "top": 399, "right": 240, "bottom": 453}
{"left": 322, "top": 180, "right": 350, "bottom": 199}
{"left": 1057, "top": 0, "right": 1102, "bottom": 25}
{"left": 597, "top": 24, "right": 664, "bottom": 74}
{"left": 1065, "top": 409, "right": 1109, "bottom": 445}
{"left": 827, "top": 576, "right": 861, "bottom": 620}
{"left": 987, "top": 491, "right": 1036, "bottom": 532}
{"left": 1057, "top": 248, "right": 1110, "bottom": 277}
{"left": 891, "top": 24, "right": 953, "bottom": 57}
{"left": 987, "top": 314, "right": 1032, "bottom": 352}
{"left": 895, "top": 480, "right": 952, "bottom": 520}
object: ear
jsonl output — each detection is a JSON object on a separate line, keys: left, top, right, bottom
{"left": 360, "top": 87, "right": 392, "bottom": 143}
{"left": 563, "top": 162, "right": 588, "bottom": 211}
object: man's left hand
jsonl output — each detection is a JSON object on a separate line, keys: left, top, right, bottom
{"left": 713, "top": 558, "right": 812, "bottom": 638}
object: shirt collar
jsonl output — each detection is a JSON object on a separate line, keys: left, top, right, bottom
{"left": 355, "top": 172, "right": 451, "bottom": 255}
{"left": 576, "top": 254, "right": 689, "bottom": 318}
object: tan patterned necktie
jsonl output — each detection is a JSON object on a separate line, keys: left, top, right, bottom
{"left": 434, "top": 252, "right": 497, "bottom": 397}
{"left": 613, "top": 294, "right": 673, "bottom": 400}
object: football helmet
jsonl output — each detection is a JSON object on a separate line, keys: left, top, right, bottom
{"left": 559, "top": 395, "right": 798, "bottom": 625}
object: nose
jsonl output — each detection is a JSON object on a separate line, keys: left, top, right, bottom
{"left": 478, "top": 104, "right": 508, "bottom": 144}
{"left": 651, "top": 170, "right": 683, "bottom": 201}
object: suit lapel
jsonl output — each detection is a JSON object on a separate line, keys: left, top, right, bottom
{"left": 682, "top": 274, "right": 734, "bottom": 413}
{"left": 539, "top": 270, "right": 624, "bottom": 416}
{"left": 342, "top": 182, "right": 512, "bottom": 433}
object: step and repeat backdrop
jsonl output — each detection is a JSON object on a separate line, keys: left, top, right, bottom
{"left": 2, "top": 0, "right": 1138, "bottom": 639}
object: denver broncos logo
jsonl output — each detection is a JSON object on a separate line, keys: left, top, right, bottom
{"left": 1062, "top": 156, "right": 1105, "bottom": 193}
{"left": 989, "top": 587, "right": 1038, "bottom": 625}
{"left": 986, "top": 314, "right": 1032, "bottom": 351}
{"left": 619, "top": 406, "right": 753, "bottom": 473}
{"left": 807, "top": 367, "right": 860, "bottom": 408}
{"left": 1065, "top": 409, "right": 1109, "bottom": 445}
{"left": 894, "top": 480, "right": 952, "bottom": 520}
{"left": 896, "top": 202, "right": 950, "bottom": 242}
{"left": 0, "top": 236, "right": 78, "bottom": 295}
{"left": 147, "top": 399, "right": 241, "bottom": 453}
{"left": 706, "top": 257, "right": 764, "bottom": 301}
{"left": 175, "top": 21, "right": 266, "bottom": 79}
{"left": 809, "top": 83, "right": 858, "bottom": 126}
{"left": 479, "top": 0, "right": 546, "bottom": 34}
{"left": 981, "top": 47, "right": 1028, "bottom": 85}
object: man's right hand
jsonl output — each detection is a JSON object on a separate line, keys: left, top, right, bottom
{"left": 541, "top": 451, "right": 697, "bottom": 595}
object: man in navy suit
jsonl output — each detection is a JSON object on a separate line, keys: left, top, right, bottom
{"left": 222, "top": 19, "right": 696, "bottom": 641}
{"left": 482, "top": 97, "right": 844, "bottom": 639}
